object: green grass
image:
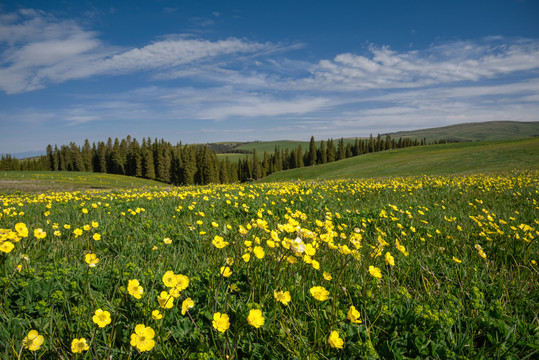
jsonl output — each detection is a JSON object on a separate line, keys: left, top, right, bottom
{"left": 389, "top": 120, "right": 539, "bottom": 142}
{"left": 263, "top": 138, "right": 539, "bottom": 182}
{"left": 216, "top": 153, "right": 250, "bottom": 163}
{"left": 0, "top": 171, "right": 167, "bottom": 193}
{"left": 234, "top": 140, "right": 311, "bottom": 154}
{"left": 1, "top": 172, "right": 538, "bottom": 359}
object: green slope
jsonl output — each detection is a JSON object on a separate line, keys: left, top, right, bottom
{"left": 263, "top": 138, "right": 539, "bottom": 181}
{"left": 0, "top": 171, "right": 168, "bottom": 193}
{"left": 389, "top": 121, "right": 539, "bottom": 142}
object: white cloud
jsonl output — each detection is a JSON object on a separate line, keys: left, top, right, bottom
{"left": 197, "top": 96, "right": 331, "bottom": 120}
{"left": 303, "top": 39, "right": 539, "bottom": 91}
{"left": 0, "top": 9, "right": 272, "bottom": 94}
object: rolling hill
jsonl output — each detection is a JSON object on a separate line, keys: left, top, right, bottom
{"left": 262, "top": 137, "right": 539, "bottom": 182}
{"left": 387, "top": 120, "right": 539, "bottom": 142}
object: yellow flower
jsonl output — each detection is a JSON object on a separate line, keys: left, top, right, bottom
{"left": 212, "top": 312, "right": 230, "bottom": 332}
{"left": 15, "top": 223, "right": 28, "bottom": 237}
{"left": 328, "top": 330, "right": 344, "bottom": 349}
{"left": 163, "top": 237, "right": 172, "bottom": 244}
{"left": 162, "top": 271, "right": 177, "bottom": 288}
{"left": 369, "top": 265, "right": 382, "bottom": 279}
{"left": 212, "top": 235, "right": 229, "bottom": 249}
{"left": 91, "top": 221, "right": 99, "bottom": 228}
{"left": 347, "top": 305, "right": 362, "bottom": 323}
{"left": 323, "top": 271, "right": 332, "bottom": 281}
{"left": 253, "top": 246, "right": 265, "bottom": 259}
{"left": 247, "top": 309, "right": 265, "bottom": 328}
{"left": 34, "top": 228, "right": 46, "bottom": 239}
{"left": 83, "top": 225, "right": 91, "bottom": 231}
{"left": 158, "top": 291, "right": 174, "bottom": 309}
{"left": 242, "top": 253, "right": 251, "bottom": 262}
{"left": 310, "top": 286, "right": 329, "bottom": 301}
{"left": 152, "top": 310, "right": 163, "bottom": 320}
{"left": 22, "top": 330, "right": 44, "bottom": 351}
{"left": 385, "top": 252, "right": 395, "bottom": 266}
{"left": 71, "top": 338, "right": 89, "bottom": 353}
{"left": 128, "top": 279, "right": 144, "bottom": 299}
{"left": 452, "top": 256, "right": 462, "bottom": 263}
{"left": 85, "top": 253, "right": 99, "bottom": 267}
{"left": 73, "top": 228, "right": 83, "bottom": 237}
{"left": 130, "top": 324, "right": 155, "bottom": 352}
{"left": 175, "top": 274, "right": 189, "bottom": 291}
{"left": 274, "top": 290, "right": 291, "bottom": 305}
{"left": 182, "top": 298, "right": 194, "bottom": 315}
{"left": 92, "top": 233, "right": 101, "bottom": 241}
{"left": 395, "top": 239, "right": 409, "bottom": 256}
{"left": 93, "top": 309, "right": 111, "bottom": 328}
{"left": 0, "top": 241, "right": 14, "bottom": 253}
{"left": 220, "top": 266, "right": 232, "bottom": 277}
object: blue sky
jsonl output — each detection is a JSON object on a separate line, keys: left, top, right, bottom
{"left": 1, "top": 0, "right": 539, "bottom": 155}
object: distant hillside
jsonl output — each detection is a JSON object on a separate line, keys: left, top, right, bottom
{"left": 0, "top": 171, "right": 168, "bottom": 193}
{"left": 388, "top": 121, "right": 539, "bottom": 142}
{"left": 263, "top": 138, "right": 539, "bottom": 182}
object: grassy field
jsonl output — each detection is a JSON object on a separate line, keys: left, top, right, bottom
{"left": 388, "top": 121, "right": 539, "bottom": 142}
{"left": 264, "top": 138, "right": 539, "bottom": 182}
{"left": 229, "top": 139, "right": 361, "bottom": 155}
{"left": 1, "top": 171, "right": 538, "bottom": 359}
{"left": 216, "top": 153, "right": 249, "bottom": 163}
{"left": 0, "top": 171, "right": 167, "bottom": 193}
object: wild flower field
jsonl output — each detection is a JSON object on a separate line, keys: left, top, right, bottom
{"left": 1, "top": 171, "right": 538, "bottom": 359}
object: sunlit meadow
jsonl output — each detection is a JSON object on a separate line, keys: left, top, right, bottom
{"left": 1, "top": 171, "right": 538, "bottom": 359}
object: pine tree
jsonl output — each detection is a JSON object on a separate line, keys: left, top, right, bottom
{"left": 82, "top": 139, "right": 93, "bottom": 172}
{"left": 327, "top": 139, "right": 336, "bottom": 163}
{"left": 70, "top": 142, "right": 85, "bottom": 171}
{"left": 337, "top": 138, "right": 345, "bottom": 160}
{"left": 251, "top": 149, "right": 261, "bottom": 180}
{"left": 296, "top": 145, "right": 304, "bottom": 167}
{"left": 142, "top": 148, "right": 155, "bottom": 179}
{"left": 308, "top": 136, "right": 317, "bottom": 166}
{"left": 46, "top": 145, "right": 54, "bottom": 171}
{"left": 261, "top": 152, "right": 270, "bottom": 177}
{"left": 96, "top": 142, "right": 107, "bottom": 173}
{"left": 319, "top": 140, "right": 327, "bottom": 164}
{"left": 182, "top": 145, "right": 197, "bottom": 185}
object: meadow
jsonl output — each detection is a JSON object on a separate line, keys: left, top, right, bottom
{"left": 1, "top": 171, "right": 538, "bottom": 359}
{"left": 264, "top": 138, "right": 539, "bottom": 182}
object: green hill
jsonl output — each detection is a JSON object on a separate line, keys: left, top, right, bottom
{"left": 388, "top": 120, "right": 539, "bottom": 142}
{"left": 263, "top": 137, "right": 539, "bottom": 181}
{"left": 0, "top": 171, "right": 168, "bottom": 193}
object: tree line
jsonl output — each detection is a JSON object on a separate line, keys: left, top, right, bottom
{"left": 1, "top": 134, "right": 430, "bottom": 184}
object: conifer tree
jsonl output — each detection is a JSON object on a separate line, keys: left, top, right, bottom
{"left": 296, "top": 144, "right": 304, "bottom": 167}
{"left": 308, "top": 136, "right": 317, "bottom": 166}
{"left": 142, "top": 148, "right": 155, "bottom": 179}
{"left": 82, "top": 139, "right": 93, "bottom": 172}
{"left": 327, "top": 139, "right": 336, "bottom": 163}
{"left": 337, "top": 138, "right": 345, "bottom": 160}
{"left": 319, "top": 140, "right": 327, "bottom": 164}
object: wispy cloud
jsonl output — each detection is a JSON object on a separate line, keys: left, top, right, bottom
{"left": 302, "top": 38, "right": 539, "bottom": 91}
{"left": 0, "top": 9, "right": 274, "bottom": 94}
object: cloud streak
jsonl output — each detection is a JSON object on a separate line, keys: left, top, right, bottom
{"left": 302, "top": 39, "right": 539, "bottom": 91}
{"left": 0, "top": 9, "right": 273, "bottom": 94}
